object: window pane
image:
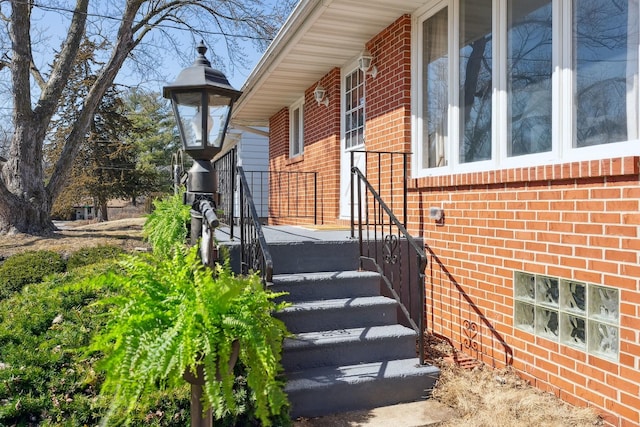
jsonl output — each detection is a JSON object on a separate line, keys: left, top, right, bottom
{"left": 460, "top": 0, "right": 492, "bottom": 163}
{"left": 507, "top": 0, "right": 552, "bottom": 156}
{"left": 422, "top": 7, "right": 449, "bottom": 168}
{"left": 291, "top": 107, "right": 301, "bottom": 156}
{"left": 574, "top": 0, "right": 638, "bottom": 147}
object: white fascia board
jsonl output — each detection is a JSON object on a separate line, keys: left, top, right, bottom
{"left": 237, "top": 0, "right": 333, "bottom": 105}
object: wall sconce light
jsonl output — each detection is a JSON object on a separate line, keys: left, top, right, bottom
{"left": 314, "top": 84, "right": 329, "bottom": 107}
{"left": 429, "top": 206, "right": 445, "bottom": 226}
{"left": 358, "top": 49, "right": 378, "bottom": 79}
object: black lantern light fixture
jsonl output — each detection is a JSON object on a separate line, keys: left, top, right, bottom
{"left": 164, "top": 41, "right": 242, "bottom": 161}
{"left": 163, "top": 41, "right": 242, "bottom": 245}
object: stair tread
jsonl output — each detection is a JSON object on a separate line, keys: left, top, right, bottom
{"left": 272, "top": 270, "right": 380, "bottom": 283}
{"left": 284, "top": 324, "right": 416, "bottom": 349}
{"left": 285, "top": 358, "right": 439, "bottom": 390}
{"left": 279, "top": 295, "right": 396, "bottom": 312}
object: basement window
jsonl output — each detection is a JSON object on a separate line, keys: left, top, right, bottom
{"left": 514, "top": 272, "right": 619, "bottom": 361}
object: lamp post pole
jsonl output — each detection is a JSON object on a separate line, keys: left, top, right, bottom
{"left": 163, "top": 41, "right": 242, "bottom": 427}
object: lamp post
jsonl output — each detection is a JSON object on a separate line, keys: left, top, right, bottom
{"left": 162, "top": 41, "right": 242, "bottom": 427}
{"left": 163, "top": 40, "right": 242, "bottom": 246}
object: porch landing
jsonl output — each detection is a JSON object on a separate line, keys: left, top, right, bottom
{"left": 215, "top": 224, "right": 354, "bottom": 245}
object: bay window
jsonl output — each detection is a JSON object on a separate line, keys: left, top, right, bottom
{"left": 422, "top": 7, "right": 449, "bottom": 168}
{"left": 414, "top": 0, "right": 640, "bottom": 176}
{"left": 460, "top": 0, "right": 493, "bottom": 164}
{"left": 573, "top": 0, "right": 639, "bottom": 148}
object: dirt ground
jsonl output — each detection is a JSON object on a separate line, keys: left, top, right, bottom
{"left": 422, "top": 335, "right": 602, "bottom": 427}
{"left": 0, "top": 217, "right": 149, "bottom": 260}
{"left": 0, "top": 218, "right": 604, "bottom": 426}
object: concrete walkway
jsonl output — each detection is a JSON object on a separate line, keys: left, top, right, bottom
{"left": 292, "top": 400, "right": 455, "bottom": 426}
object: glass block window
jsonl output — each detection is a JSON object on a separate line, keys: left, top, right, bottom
{"left": 514, "top": 272, "right": 619, "bottom": 360}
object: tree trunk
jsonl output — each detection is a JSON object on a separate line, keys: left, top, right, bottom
{"left": 0, "top": 191, "right": 55, "bottom": 235}
{"left": 0, "top": 125, "right": 55, "bottom": 234}
{"left": 97, "top": 198, "right": 109, "bottom": 222}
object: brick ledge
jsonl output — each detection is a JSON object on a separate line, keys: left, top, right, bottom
{"left": 410, "top": 156, "right": 640, "bottom": 190}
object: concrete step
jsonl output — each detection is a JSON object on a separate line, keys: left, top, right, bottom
{"left": 285, "top": 358, "right": 440, "bottom": 419}
{"left": 271, "top": 270, "right": 381, "bottom": 302}
{"left": 276, "top": 296, "right": 399, "bottom": 333}
{"left": 282, "top": 325, "right": 417, "bottom": 371}
{"left": 269, "top": 240, "right": 359, "bottom": 274}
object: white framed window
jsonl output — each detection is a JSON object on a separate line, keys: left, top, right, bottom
{"left": 289, "top": 97, "right": 304, "bottom": 157}
{"left": 344, "top": 67, "right": 366, "bottom": 150}
{"left": 412, "top": 0, "right": 640, "bottom": 177}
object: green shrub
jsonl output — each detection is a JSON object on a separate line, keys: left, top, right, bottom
{"left": 0, "top": 250, "right": 66, "bottom": 299}
{"left": 0, "top": 255, "right": 289, "bottom": 426}
{"left": 0, "top": 261, "right": 192, "bottom": 426}
{"left": 67, "top": 245, "right": 124, "bottom": 270}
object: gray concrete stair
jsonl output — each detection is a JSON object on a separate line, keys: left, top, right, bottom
{"left": 271, "top": 270, "right": 382, "bottom": 302}
{"left": 268, "top": 239, "right": 439, "bottom": 419}
{"left": 282, "top": 325, "right": 417, "bottom": 371}
{"left": 269, "top": 240, "right": 359, "bottom": 274}
{"left": 285, "top": 358, "right": 440, "bottom": 418}
{"left": 276, "top": 296, "right": 398, "bottom": 333}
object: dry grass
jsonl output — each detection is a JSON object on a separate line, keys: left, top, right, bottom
{"left": 433, "top": 364, "right": 602, "bottom": 427}
{"left": 427, "top": 336, "right": 603, "bottom": 427}
{"left": 0, "top": 217, "right": 149, "bottom": 260}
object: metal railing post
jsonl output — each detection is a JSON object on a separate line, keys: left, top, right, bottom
{"left": 349, "top": 151, "right": 427, "bottom": 365}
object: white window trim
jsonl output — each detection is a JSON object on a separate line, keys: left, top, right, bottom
{"left": 411, "top": 0, "right": 640, "bottom": 179}
{"left": 289, "top": 97, "right": 304, "bottom": 158}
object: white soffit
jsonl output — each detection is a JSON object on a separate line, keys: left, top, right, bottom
{"left": 232, "top": 0, "right": 425, "bottom": 127}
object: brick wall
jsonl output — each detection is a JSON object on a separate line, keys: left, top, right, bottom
{"left": 361, "top": 15, "right": 413, "bottom": 215}
{"left": 411, "top": 158, "right": 640, "bottom": 426}
{"left": 268, "top": 69, "right": 341, "bottom": 225}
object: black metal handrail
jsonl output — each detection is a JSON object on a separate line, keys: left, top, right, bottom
{"left": 270, "top": 170, "right": 318, "bottom": 224}
{"left": 237, "top": 166, "right": 274, "bottom": 285}
{"left": 350, "top": 150, "right": 408, "bottom": 237}
{"left": 213, "top": 147, "right": 237, "bottom": 237}
{"left": 351, "top": 165, "right": 427, "bottom": 365}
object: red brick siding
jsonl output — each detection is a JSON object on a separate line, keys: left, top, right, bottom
{"left": 362, "top": 16, "right": 413, "bottom": 214}
{"left": 268, "top": 69, "right": 341, "bottom": 225}
{"left": 413, "top": 158, "right": 640, "bottom": 427}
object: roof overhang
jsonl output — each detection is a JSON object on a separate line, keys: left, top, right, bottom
{"left": 232, "top": 0, "right": 426, "bottom": 127}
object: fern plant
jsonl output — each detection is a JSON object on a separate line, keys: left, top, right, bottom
{"left": 143, "top": 191, "right": 191, "bottom": 257}
{"left": 91, "top": 245, "right": 290, "bottom": 426}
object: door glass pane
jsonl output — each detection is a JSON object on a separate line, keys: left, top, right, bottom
{"left": 344, "top": 68, "right": 365, "bottom": 149}
{"left": 460, "top": 0, "right": 492, "bottom": 163}
{"left": 507, "top": 0, "right": 552, "bottom": 156}
{"left": 574, "top": 0, "right": 638, "bottom": 147}
{"left": 422, "top": 7, "right": 449, "bottom": 168}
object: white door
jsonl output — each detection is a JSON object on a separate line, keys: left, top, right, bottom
{"left": 339, "top": 66, "right": 366, "bottom": 219}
